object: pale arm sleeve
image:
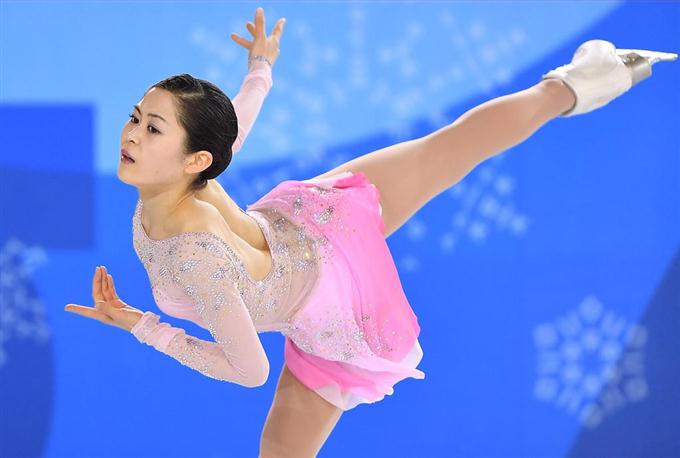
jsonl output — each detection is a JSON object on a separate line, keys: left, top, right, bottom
{"left": 130, "top": 240, "right": 269, "bottom": 388}
{"left": 230, "top": 59, "right": 273, "bottom": 155}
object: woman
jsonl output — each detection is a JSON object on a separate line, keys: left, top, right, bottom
{"left": 64, "top": 6, "right": 676, "bottom": 457}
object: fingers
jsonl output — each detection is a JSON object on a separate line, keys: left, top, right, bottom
{"left": 65, "top": 303, "right": 111, "bottom": 323}
{"left": 236, "top": 8, "right": 284, "bottom": 54}
{"left": 96, "top": 266, "right": 106, "bottom": 312}
{"left": 272, "top": 18, "right": 285, "bottom": 43}
{"left": 255, "top": 6, "right": 266, "bottom": 39}
{"left": 231, "top": 33, "right": 252, "bottom": 49}
{"left": 106, "top": 273, "right": 126, "bottom": 309}
{"left": 102, "top": 267, "right": 113, "bottom": 302}
{"left": 92, "top": 266, "right": 105, "bottom": 303}
{"left": 246, "top": 21, "right": 256, "bottom": 37}
{"left": 101, "top": 266, "right": 110, "bottom": 302}
{"left": 101, "top": 267, "right": 124, "bottom": 308}
{"left": 108, "top": 274, "right": 119, "bottom": 301}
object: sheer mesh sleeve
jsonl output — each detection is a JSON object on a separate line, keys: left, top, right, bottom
{"left": 130, "top": 237, "right": 269, "bottom": 388}
{"left": 231, "top": 59, "right": 273, "bottom": 155}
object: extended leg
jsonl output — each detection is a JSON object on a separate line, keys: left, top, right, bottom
{"left": 259, "top": 364, "right": 343, "bottom": 458}
{"left": 311, "top": 79, "right": 576, "bottom": 238}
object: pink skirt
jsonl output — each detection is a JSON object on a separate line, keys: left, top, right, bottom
{"left": 249, "top": 170, "right": 424, "bottom": 411}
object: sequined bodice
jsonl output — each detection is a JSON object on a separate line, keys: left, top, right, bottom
{"left": 132, "top": 199, "right": 321, "bottom": 333}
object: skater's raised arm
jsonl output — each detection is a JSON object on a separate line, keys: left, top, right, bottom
{"left": 230, "top": 60, "right": 273, "bottom": 155}
{"left": 192, "top": 9, "right": 287, "bottom": 227}
{"left": 230, "top": 7, "right": 286, "bottom": 155}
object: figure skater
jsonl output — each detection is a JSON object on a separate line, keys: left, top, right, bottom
{"left": 64, "top": 6, "right": 677, "bottom": 457}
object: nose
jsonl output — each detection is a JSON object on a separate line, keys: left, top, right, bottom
{"left": 126, "top": 129, "right": 139, "bottom": 144}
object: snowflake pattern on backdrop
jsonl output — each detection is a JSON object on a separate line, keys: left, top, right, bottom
{"left": 447, "top": 155, "right": 529, "bottom": 243}
{"left": 0, "top": 238, "right": 51, "bottom": 367}
{"left": 532, "top": 295, "right": 648, "bottom": 429}
{"left": 189, "top": 3, "right": 527, "bottom": 172}
{"left": 397, "top": 153, "right": 530, "bottom": 272}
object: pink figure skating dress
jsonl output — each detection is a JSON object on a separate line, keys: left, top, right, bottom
{"left": 130, "top": 59, "right": 425, "bottom": 411}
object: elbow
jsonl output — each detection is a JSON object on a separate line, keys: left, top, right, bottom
{"left": 253, "top": 366, "right": 269, "bottom": 387}
{"left": 238, "top": 364, "right": 269, "bottom": 388}
{"left": 242, "top": 372, "right": 268, "bottom": 388}
{"left": 247, "top": 379, "right": 266, "bottom": 389}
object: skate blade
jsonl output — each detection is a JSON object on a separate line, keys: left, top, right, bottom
{"left": 616, "top": 48, "right": 678, "bottom": 65}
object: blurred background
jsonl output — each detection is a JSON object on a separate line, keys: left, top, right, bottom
{"left": 1, "top": 1, "right": 678, "bottom": 457}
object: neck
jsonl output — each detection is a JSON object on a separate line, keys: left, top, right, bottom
{"left": 138, "top": 187, "right": 195, "bottom": 232}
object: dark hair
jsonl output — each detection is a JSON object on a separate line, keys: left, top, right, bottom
{"left": 148, "top": 74, "right": 238, "bottom": 191}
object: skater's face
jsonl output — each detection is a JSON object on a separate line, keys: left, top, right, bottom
{"left": 117, "top": 87, "right": 212, "bottom": 191}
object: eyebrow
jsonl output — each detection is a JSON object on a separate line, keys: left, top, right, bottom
{"left": 133, "top": 105, "right": 168, "bottom": 124}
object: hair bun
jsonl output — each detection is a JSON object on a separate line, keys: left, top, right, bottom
{"left": 150, "top": 73, "right": 238, "bottom": 191}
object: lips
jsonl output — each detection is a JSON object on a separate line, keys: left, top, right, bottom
{"left": 121, "top": 149, "right": 135, "bottom": 163}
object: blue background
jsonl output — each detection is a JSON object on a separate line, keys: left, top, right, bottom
{"left": 1, "top": 1, "right": 678, "bottom": 457}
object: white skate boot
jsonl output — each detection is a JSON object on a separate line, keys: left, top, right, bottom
{"left": 541, "top": 39, "right": 677, "bottom": 117}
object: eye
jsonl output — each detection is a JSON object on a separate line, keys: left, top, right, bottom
{"left": 128, "top": 113, "right": 160, "bottom": 134}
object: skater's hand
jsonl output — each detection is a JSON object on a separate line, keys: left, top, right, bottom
{"left": 230, "top": 6, "right": 286, "bottom": 68}
{"left": 64, "top": 266, "right": 144, "bottom": 332}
